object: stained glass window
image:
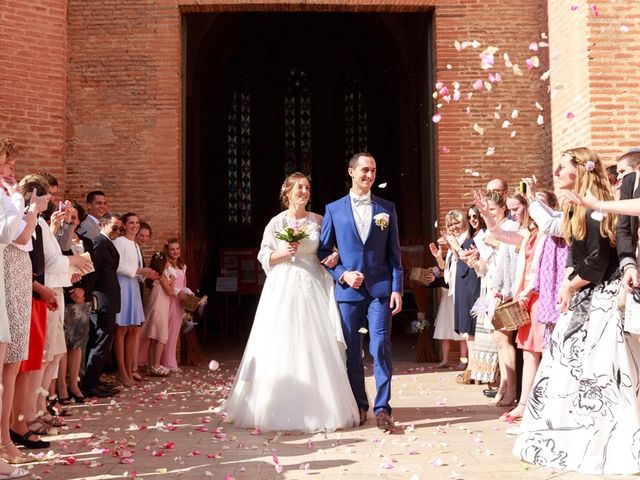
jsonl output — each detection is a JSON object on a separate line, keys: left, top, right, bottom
{"left": 227, "top": 79, "right": 252, "bottom": 225}
{"left": 284, "top": 68, "right": 312, "bottom": 176}
{"left": 345, "top": 75, "right": 368, "bottom": 162}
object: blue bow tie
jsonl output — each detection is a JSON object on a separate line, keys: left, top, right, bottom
{"left": 352, "top": 196, "right": 370, "bottom": 207}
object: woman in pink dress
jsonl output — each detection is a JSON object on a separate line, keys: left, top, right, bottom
{"left": 161, "top": 239, "right": 188, "bottom": 372}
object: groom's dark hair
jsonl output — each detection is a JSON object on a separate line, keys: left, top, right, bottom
{"left": 349, "top": 152, "right": 374, "bottom": 168}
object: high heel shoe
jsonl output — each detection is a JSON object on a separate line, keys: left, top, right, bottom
{"left": 69, "top": 391, "right": 86, "bottom": 404}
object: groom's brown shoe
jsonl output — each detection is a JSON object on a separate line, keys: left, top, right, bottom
{"left": 358, "top": 409, "right": 367, "bottom": 426}
{"left": 376, "top": 410, "right": 394, "bottom": 431}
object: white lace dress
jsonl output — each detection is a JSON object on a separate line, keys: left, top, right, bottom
{"left": 223, "top": 211, "right": 359, "bottom": 433}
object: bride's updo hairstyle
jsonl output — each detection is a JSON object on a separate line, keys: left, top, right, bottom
{"left": 279, "top": 171, "right": 310, "bottom": 208}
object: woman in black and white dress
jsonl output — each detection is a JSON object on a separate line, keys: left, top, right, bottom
{"left": 514, "top": 147, "right": 640, "bottom": 475}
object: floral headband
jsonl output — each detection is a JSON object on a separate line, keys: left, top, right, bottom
{"left": 565, "top": 152, "right": 596, "bottom": 172}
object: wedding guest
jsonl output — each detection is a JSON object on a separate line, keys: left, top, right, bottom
{"left": 224, "top": 172, "right": 359, "bottom": 432}
{"left": 139, "top": 251, "right": 173, "bottom": 376}
{"left": 27, "top": 183, "right": 92, "bottom": 433}
{"left": 0, "top": 139, "right": 29, "bottom": 480}
{"left": 161, "top": 239, "right": 188, "bottom": 373}
{"left": 467, "top": 202, "right": 500, "bottom": 389}
{"left": 615, "top": 150, "right": 640, "bottom": 294}
{"left": 77, "top": 191, "right": 108, "bottom": 240}
{"left": 514, "top": 148, "right": 637, "bottom": 475}
{"left": 445, "top": 212, "right": 480, "bottom": 384}
{"left": 132, "top": 221, "right": 152, "bottom": 380}
{"left": 57, "top": 203, "right": 94, "bottom": 404}
{"left": 80, "top": 213, "right": 122, "bottom": 398}
{"left": 8, "top": 175, "right": 54, "bottom": 451}
{"left": 113, "top": 213, "right": 157, "bottom": 386}
{"left": 428, "top": 211, "right": 467, "bottom": 369}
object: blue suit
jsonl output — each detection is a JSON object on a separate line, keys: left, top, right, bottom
{"left": 318, "top": 194, "right": 403, "bottom": 415}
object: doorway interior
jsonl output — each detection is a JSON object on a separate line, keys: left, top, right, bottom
{"left": 184, "top": 11, "right": 434, "bottom": 341}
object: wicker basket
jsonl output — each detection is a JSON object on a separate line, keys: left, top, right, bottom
{"left": 183, "top": 294, "right": 203, "bottom": 313}
{"left": 491, "top": 300, "right": 531, "bottom": 331}
{"left": 409, "top": 267, "right": 432, "bottom": 286}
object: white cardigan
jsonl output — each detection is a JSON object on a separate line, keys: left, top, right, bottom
{"left": 40, "top": 216, "right": 71, "bottom": 289}
{"left": 113, "top": 236, "right": 142, "bottom": 278}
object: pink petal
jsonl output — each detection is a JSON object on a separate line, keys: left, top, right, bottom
{"left": 591, "top": 4, "right": 599, "bottom": 15}
{"left": 432, "top": 114, "right": 442, "bottom": 123}
{"left": 275, "top": 464, "right": 284, "bottom": 473}
{"left": 441, "top": 146, "right": 450, "bottom": 154}
{"left": 453, "top": 90, "right": 461, "bottom": 101}
{"left": 529, "top": 42, "right": 539, "bottom": 51}
{"left": 432, "top": 458, "right": 445, "bottom": 467}
{"left": 472, "top": 79, "right": 483, "bottom": 90}
{"left": 380, "top": 462, "right": 394, "bottom": 469}
{"left": 435, "top": 81, "right": 444, "bottom": 91}
{"left": 272, "top": 454, "right": 280, "bottom": 465}
{"left": 570, "top": 4, "right": 579, "bottom": 11}
{"left": 495, "top": 73, "right": 502, "bottom": 82}
{"left": 525, "top": 59, "right": 534, "bottom": 70}
{"left": 566, "top": 111, "right": 575, "bottom": 119}
{"left": 439, "top": 86, "right": 449, "bottom": 96}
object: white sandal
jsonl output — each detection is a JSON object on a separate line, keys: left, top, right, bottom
{"left": 149, "top": 366, "right": 170, "bottom": 377}
{"left": 0, "top": 467, "right": 29, "bottom": 479}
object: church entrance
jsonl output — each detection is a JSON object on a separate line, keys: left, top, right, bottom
{"left": 184, "top": 11, "right": 434, "bottom": 341}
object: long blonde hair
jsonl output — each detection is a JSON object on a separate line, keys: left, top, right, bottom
{"left": 561, "top": 147, "right": 616, "bottom": 245}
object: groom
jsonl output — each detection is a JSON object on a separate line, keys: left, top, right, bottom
{"left": 318, "top": 152, "right": 403, "bottom": 431}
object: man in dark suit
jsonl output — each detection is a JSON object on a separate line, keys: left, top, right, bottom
{"left": 81, "top": 212, "right": 122, "bottom": 398}
{"left": 616, "top": 150, "right": 640, "bottom": 292}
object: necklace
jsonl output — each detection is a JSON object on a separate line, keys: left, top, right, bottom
{"left": 286, "top": 213, "right": 310, "bottom": 229}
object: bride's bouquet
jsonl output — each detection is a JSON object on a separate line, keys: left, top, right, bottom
{"left": 275, "top": 224, "right": 309, "bottom": 262}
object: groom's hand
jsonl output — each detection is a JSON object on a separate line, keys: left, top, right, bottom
{"left": 390, "top": 292, "right": 403, "bottom": 316}
{"left": 343, "top": 271, "right": 364, "bottom": 289}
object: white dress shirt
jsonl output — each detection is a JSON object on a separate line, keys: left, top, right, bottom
{"left": 349, "top": 190, "right": 372, "bottom": 243}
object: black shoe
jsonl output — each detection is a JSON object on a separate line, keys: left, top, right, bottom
{"left": 9, "top": 429, "right": 50, "bottom": 449}
{"left": 483, "top": 388, "right": 498, "bottom": 398}
{"left": 83, "top": 385, "right": 119, "bottom": 398}
{"left": 69, "top": 391, "right": 87, "bottom": 403}
{"left": 358, "top": 409, "right": 367, "bottom": 427}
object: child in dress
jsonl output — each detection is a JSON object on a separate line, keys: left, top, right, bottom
{"left": 161, "top": 239, "right": 188, "bottom": 372}
{"left": 139, "top": 251, "right": 175, "bottom": 376}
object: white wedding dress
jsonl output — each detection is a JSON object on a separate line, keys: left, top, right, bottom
{"left": 223, "top": 211, "right": 359, "bottom": 433}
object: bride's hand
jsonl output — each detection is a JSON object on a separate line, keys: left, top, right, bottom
{"left": 287, "top": 242, "right": 299, "bottom": 257}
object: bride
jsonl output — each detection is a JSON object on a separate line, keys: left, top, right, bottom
{"left": 223, "top": 172, "right": 359, "bottom": 433}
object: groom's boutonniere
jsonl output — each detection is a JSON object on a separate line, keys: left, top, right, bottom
{"left": 374, "top": 213, "right": 390, "bottom": 231}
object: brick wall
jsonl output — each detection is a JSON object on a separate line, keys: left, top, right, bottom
{"left": 61, "top": 0, "right": 552, "bottom": 251}
{"left": 65, "top": 1, "right": 182, "bottom": 255}
{"left": 0, "top": 0, "right": 67, "bottom": 180}
{"left": 548, "top": 0, "right": 640, "bottom": 168}
{"left": 432, "top": 0, "right": 551, "bottom": 224}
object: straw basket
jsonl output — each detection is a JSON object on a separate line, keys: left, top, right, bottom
{"left": 491, "top": 300, "right": 531, "bottom": 331}
{"left": 183, "top": 294, "right": 202, "bottom": 313}
{"left": 409, "top": 267, "right": 432, "bottom": 286}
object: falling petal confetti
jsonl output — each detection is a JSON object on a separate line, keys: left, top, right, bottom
{"left": 502, "top": 120, "right": 511, "bottom": 128}
{"left": 540, "top": 70, "right": 551, "bottom": 81}
{"left": 358, "top": 327, "right": 368, "bottom": 334}
{"left": 529, "top": 42, "right": 539, "bottom": 51}
{"left": 537, "top": 114, "right": 544, "bottom": 125}
{"left": 208, "top": 360, "right": 220, "bottom": 371}
{"left": 473, "top": 124, "right": 485, "bottom": 135}
{"left": 454, "top": 40, "right": 462, "bottom": 51}
{"left": 511, "top": 109, "right": 519, "bottom": 119}
{"left": 442, "top": 146, "right": 450, "bottom": 154}
{"left": 431, "top": 458, "right": 445, "bottom": 466}
{"left": 472, "top": 79, "right": 483, "bottom": 90}
{"left": 566, "top": 111, "right": 575, "bottom": 119}
{"left": 570, "top": 4, "right": 579, "bottom": 11}
{"left": 621, "top": 25, "right": 629, "bottom": 33}
{"left": 591, "top": 4, "right": 599, "bottom": 16}
{"left": 486, "top": 146, "right": 495, "bottom": 156}
{"left": 510, "top": 130, "right": 517, "bottom": 138}
{"left": 378, "top": 182, "right": 387, "bottom": 188}
{"left": 484, "top": 81, "right": 492, "bottom": 92}
{"left": 535, "top": 101, "right": 544, "bottom": 111}
{"left": 493, "top": 111, "right": 501, "bottom": 120}
{"left": 432, "top": 113, "right": 442, "bottom": 123}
